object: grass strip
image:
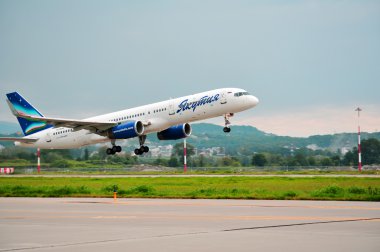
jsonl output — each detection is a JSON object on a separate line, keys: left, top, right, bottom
{"left": 0, "top": 176, "right": 379, "bottom": 201}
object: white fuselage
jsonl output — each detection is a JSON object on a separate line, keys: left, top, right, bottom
{"left": 17, "top": 88, "right": 259, "bottom": 149}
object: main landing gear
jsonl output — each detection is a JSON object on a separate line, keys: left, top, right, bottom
{"left": 223, "top": 113, "right": 233, "bottom": 133}
{"left": 106, "top": 140, "right": 122, "bottom": 155}
{"left": 134, "top": 135, "right": 149, "bottom": 156}
{"left": 106, "top": 136, "right": 150, "bottom": 156}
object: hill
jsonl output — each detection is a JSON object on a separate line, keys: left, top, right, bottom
{"left": 0, "top": 121, "right": 21, "bottom": 134}
{"left": 1, "top": 121, "right": 379, "bottom": 154}
{"left": 186, "top": 124, "right": 380, "bottom": 154}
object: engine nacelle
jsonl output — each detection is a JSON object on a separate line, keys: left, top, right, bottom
{"left": 157, "top": 123, "right": 192, "bottom": 140}
{"left": 108, "top": 121, "right": 144, "bottom": 139}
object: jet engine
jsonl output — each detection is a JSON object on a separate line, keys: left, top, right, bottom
{"left": 108, "top": 121, "right": 144, "bottom": 139}
{"left": 157, "top": 123, "right": 192, "bottom": 140}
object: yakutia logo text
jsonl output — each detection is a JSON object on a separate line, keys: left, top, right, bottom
{"left": 177, "top": 94, "right": 220, "bottom": 113}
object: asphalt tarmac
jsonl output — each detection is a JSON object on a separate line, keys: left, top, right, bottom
{"left": 0, "top": 198, "right": 379, "bottom": 252}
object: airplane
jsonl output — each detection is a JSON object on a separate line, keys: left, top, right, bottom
{"left": 0, "top": 88, "right": 259, "bottom": 155}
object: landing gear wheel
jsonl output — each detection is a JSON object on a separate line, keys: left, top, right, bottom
{"left": 106, "top": 148, "right": 116, "bottom": 155}
{"left": 112, "top": 146, "right": 118, "bottom": 153}
{"left": 134, "top": 148, "right": 143, "bottom": 155}
{"left": 134, "top": 135, "right": 149, "bottom": 155}
{"left": 143, "top": 146, "right": 149, "bottom": 153}
{"left": 111, "top": 145, "right": 122, "bottom": 153}
{"left": 134, "top": 145, "right": 149, "bottom": 155}
{"left": 223, "top": 127, "right": 231, "bottom": 133}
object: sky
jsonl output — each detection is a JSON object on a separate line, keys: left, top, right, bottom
{"left": 0, "top": 0, "right": 379, "bottom": 137}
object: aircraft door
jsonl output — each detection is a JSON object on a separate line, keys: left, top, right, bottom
{"left": 46, "top": 133, "right": 52, "bottom": 143}
{"left": 220, "top": 91, "right": 227, "bottom": 104}
{"left": 169, "top": 101, "right": 175, "bottom": 115}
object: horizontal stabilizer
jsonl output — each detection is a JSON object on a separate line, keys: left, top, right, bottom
{"left": 0, "top": 137, "right": 38, "bottom": 143}
{"left": 14, "top": 114, "right": 117, "bottom": 132}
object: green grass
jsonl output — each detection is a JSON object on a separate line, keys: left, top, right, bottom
{"left": 9, "top": 169, "right": 380, "bottom": 176}
{"left": 0, "top": 176, "right": 379, "bottom": 201}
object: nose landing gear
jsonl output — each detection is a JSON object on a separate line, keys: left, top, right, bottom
{"left": 223, "top": 127, "right": 231, "bottom": 133}
{"left": 223, "top": 113, "right": 233, "bottom": 133}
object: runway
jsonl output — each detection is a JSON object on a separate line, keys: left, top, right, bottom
{"left": 1, "top": 198, "right": 379, "bottom": 252}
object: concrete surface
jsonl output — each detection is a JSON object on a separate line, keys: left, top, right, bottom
{"left": 0, "top": 198, "right": 379, "bottom": 252}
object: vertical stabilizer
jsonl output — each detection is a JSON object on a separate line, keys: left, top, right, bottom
{"left": 6, "top": 92, "right": 52, "bottom": 136}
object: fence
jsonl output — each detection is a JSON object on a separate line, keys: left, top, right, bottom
{"left": 0, "top": 167, "right": 15, "bottom": 174}
{"left": 2, "top": 165, "right": 379, "bottom": 175}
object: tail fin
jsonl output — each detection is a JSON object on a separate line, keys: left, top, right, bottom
{"left": 6, "top": 92, "right": 52, "bottom": 136}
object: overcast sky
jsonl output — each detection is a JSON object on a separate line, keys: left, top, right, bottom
{"left": 0, "top": 0, "right": 379, "bottom": 137}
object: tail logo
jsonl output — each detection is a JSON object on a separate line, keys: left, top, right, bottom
{"left": 6, "top": 92, "right": 52, "bottom": 136}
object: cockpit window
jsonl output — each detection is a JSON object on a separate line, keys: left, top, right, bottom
{"left": 234, "top": 92, "right": 250, "bottom": 97}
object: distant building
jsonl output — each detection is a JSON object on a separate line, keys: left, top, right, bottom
{"left": 340, "top": 147, "right": 350, "bottom": 155}
{"left": 196, "top": 147, "right": 225, "bottom": 157}
{"left": 149, "top": 145, "right": 173, "bottom": 157}
{"left": 307, "top": 144, "right": 322, "bottom": 151}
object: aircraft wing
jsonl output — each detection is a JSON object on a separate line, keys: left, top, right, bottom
{"left": 0, "top": 137, "right": 38, "bottom": 143}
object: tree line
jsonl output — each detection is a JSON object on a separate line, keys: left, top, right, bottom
{"left": 0, "top": 138, "right": 379, "bottom": 168}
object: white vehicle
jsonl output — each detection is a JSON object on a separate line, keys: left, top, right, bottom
{"left": 0, "top": 88, "right": 259, "bottom": 155}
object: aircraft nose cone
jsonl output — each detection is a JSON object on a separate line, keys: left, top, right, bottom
{"left": 249, "top": 95, "right": 259, "bottom": 107}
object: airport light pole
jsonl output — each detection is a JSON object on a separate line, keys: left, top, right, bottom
{"left": 37, "top": 148, "right": 41, "bottom": 173}
{"left": 355, "top": 107, "right": 362, "bottom": 172}
{"left": 184, "top": 139, "right": 187, "bottom": 173}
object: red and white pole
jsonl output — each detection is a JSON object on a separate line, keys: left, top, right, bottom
{"left": 355, "top": 107, "right": 362, "bottom": 172}
{"left": 184, "top": 138, "right": 187, "bottom": 173}
{"left": 37, "top": 148, "right": 41, "bottom": 173}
